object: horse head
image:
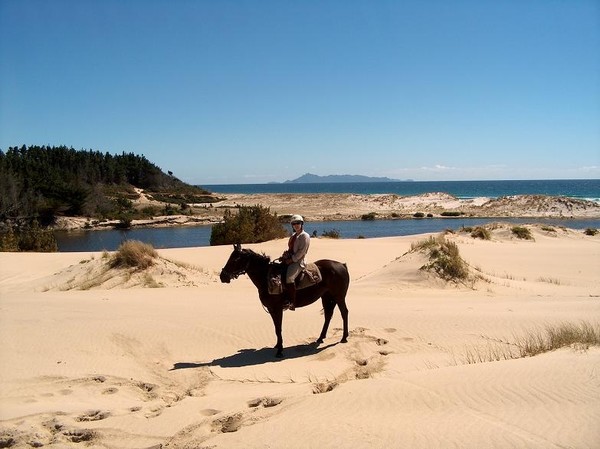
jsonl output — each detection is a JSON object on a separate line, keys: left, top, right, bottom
{"left": 220, "top": 243, "right": 248, "bottom": 283}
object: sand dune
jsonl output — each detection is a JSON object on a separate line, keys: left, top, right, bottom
{"left": 1, "top": 224, "right": 599, "bottom": 448}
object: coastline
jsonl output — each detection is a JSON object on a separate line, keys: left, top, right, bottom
{"left": 52, "top": 192, "right": 600, "bottom": 231}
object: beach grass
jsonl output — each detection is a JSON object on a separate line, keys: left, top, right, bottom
{"left": 411, "top": 235, "right": 469, "bottom": 281}
{"left": 109, "top": 240, "right": 158, "bottom": 269}
{"left": 461, "top": 321, "right": 600, "bottom": 364}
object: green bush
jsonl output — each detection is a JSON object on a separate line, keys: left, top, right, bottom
{"left": 0, "top": 221, "right": 58, "bottom": 252}
{"left": 411, "top": 235, "right": 469, "bottom": 282}
{"left": 210, "top": 205, "right": 287, "bottom": 245}
{"left": 441, "top": 211, "right": 463, "bottom": 217}
{"left": 361, "top": 212, "right": 377, "bottom": 221}
{"left": 512, "top": 226, "right": 533, "bottom": 240}
{"left": 413, "top": 212, "right": 425, "bottom": 218}
{"left": 322, "top": 229, "right": 341, "bottom": 239}
{"left": 584, "top": 228, "right": 598, "bottom": 236}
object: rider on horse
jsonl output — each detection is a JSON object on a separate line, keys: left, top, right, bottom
{"left": 282, "top": 214, "right": 310, "bottom": 310}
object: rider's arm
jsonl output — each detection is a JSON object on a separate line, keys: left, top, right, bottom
{"left": 291, "top": 233, "right": 310, "bottom": 263}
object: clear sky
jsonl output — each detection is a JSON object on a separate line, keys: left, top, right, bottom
{"left": 1, "top": 0, "right": 599, "bottom": 185}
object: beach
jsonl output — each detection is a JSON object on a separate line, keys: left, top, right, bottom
{"left": 1, "top": 223, "right": 599, "bottom": 448}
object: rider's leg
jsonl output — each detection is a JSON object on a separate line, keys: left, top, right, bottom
{"left": 285, "top": 262, "right": 301, "bottom": 311}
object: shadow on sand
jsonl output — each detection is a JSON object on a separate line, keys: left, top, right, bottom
{"left": 170, "top": 341, "right": 338, "bottom": 370}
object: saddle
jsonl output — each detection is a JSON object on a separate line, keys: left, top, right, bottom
{"left": 267, "top": 261, "right": 322, "bottom": 295}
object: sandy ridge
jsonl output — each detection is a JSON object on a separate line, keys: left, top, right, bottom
{"left": 52, "top": 192, "right": 600, "bottom": 231}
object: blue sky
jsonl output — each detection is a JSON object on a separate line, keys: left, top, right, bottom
{"left": 1, "top": 0, "right": 598, "bottom": 185}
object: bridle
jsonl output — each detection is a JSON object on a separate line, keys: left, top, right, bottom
{"left": 221, "top": 253, "right": 251, "bottom": 280}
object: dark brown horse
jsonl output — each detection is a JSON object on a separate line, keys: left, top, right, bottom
{"left": 220, "top": 244, "right": 350, "bottom": 357}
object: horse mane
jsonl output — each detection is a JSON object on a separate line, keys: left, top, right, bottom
{"left": 242, "top": 248, "right": 271, "bottom": 264}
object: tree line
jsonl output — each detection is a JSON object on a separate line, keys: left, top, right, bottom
{"left": 0, "top": 145, "right": 212, "bottom": 224}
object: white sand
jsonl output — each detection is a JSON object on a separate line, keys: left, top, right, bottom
{"left": 1, "top": 225, "right": 599, "bottom": 448}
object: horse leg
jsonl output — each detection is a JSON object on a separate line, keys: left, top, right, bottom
{"left": 317, "top": 295, "right": 336, "bottom": 344}
{"left": 337, "top": 299, "right": 349, "bottom": 343}
{"left": 268, "top": 306, "right": 284, "bottom": 358}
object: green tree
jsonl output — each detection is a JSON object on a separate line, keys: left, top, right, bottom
{"left": 210, "top": 205, "right": 287, "bottom": 246}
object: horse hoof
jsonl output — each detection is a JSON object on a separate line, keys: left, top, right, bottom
{"left": 340, "top": 337, "right": 348, "bottom": 344}
{"left": 316, "top": 338, "right": 324, "bottom": 344}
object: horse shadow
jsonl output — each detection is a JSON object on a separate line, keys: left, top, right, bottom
{"left": 170, "top": 341, "right": 338, "bottom": 370}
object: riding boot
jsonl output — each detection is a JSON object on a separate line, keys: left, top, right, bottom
{"left": 285, "top": 282, "right": 297, "bottom": 311}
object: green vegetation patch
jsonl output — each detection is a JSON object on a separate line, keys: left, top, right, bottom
{"left": 210, "top": 205, "right": 287, "bottom": 245}
{"left": 411, "top": 235, "right": 469, "bottom": 282}
{"left": 511, "top": 226, "right": 533, "bottom": 240}
{"left": 0, "top": 221, "right": 58, "bottom": 252}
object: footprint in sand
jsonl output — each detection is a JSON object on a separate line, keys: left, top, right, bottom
{"left": 247, "top": 397, "right": 283, "bottom": 408}
{"left": 212, "top": 413, "right": 243, "bottom": 433}
{"left": 76, "top": 410, "right": 110, "bottom": 422}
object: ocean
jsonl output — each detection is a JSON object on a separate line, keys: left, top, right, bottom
{"left": 203, "top": 179, "right": 600, "bottom": 202}
{"left": 54, "top": 179, "right": 600, "bottom": 252}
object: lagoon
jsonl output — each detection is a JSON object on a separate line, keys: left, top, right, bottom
{"left": 54, "top": 217, "right": 600, "bottom": 252}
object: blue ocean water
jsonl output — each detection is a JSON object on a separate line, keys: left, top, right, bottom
{"left": 204, "top": 179, "right": 600, "bottom": 202}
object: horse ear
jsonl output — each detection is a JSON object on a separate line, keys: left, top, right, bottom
{"left": 234, "top": 243, "right": 241, "bottom": 251}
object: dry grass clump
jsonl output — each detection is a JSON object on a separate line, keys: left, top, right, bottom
{"left": 470, "top": 226, "right": 491, "bottom": 240}
{"left": 411, "top": 235, "right": 469, "bottom": 282}
{"left": 461, "top": 321, "right": 600, "bottom": 364}
{"left": 511, "top": 226, "right": 533, "bottom": 240}
{"left": 109, "top": 240, "right": 158, "bottom": 269}
{"left": 515, "top": 321, "right": 600, "bottom": 356}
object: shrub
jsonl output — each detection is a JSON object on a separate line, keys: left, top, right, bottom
{"left": 109, "top": 240, "right": 158, "bottom": 269}
{"left": 114, "top": 216, "right": 132, "bottom": 229}
{"left": 584, "top": 228, "right": 598, "bottom": 236}
{"left": 413, "top": 212, "right": 425, "bottom": 218}
{"left": 412, "top": 235, "right": 469, "bottom": 282}
{"left": 140, "top": 205, "right": 160, "bottom": 218}
{"left": 440, "top": 211, "right": 463, "bottom": 217}
{"left": 163, "top": 204, "right": 178, "bottom": 216}
{"left": 361, "top": 212, "right": 377, "bottom": 221}
{"left": 210, "top": 205, "right": 287, "bottom": 246}
{"left": 471, "top": 226, "right": 491, "bottom": 240}
{"left": 512, "top": 226, "right": 533, "bottom": 240}
{"left": 0, "top": 221, "right": 58, "bottom": 252}
{"left": 322, "top": 229, "right": 341, "bottom": 239}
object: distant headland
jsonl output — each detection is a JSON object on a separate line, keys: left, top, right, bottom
{"left": 283, "top": 173, "right": 411, "bottom": 183}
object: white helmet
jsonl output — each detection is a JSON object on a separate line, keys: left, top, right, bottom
{"left": 290, "top": 214, "right": 304, "bottom": 224}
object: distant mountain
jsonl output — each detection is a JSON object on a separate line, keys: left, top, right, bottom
{"left": 284, "top": 173, "right": 405, "bottom": 183}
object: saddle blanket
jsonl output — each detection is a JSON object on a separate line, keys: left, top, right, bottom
{"left": 267, "top": 262, "right": 322, "bottom": 295}
{"left": 296, "top": 263, "right": 323, "bottom": 290}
